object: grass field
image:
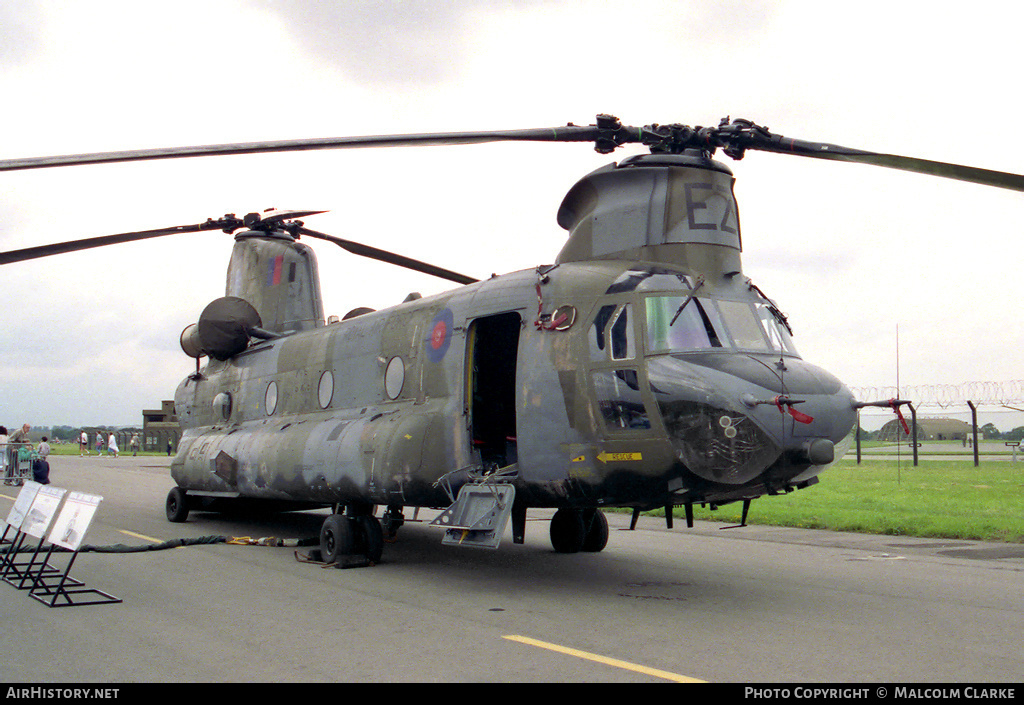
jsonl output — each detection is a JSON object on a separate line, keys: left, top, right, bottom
{"left": 676, "top": 459, "right": 1024, "bottom": 543}
{"left": 47, "top": 444, "right": 170, "bottom": 458}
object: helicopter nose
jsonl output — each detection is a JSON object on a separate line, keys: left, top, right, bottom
{"left": 647, "top": 354, "right": 856, "bottom": 485}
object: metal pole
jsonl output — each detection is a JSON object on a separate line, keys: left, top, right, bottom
{"left": 909, "top": 403, "right": 918, "bottom": 467}
{"left": 967, "top": 400, "right": 979, "bottom": 467}
{"left": 856, "top": 411, "right": 862, "bottom": 464}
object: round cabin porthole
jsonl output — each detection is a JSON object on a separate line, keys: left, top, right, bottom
{"left": 384, "top": 357, "right": 405, "bottom": 400}
{"left": 318, "top": 370, "right": 334, "bottom": 409}
{"left": 265, "top": 381, "right": 278, "bottom": 416}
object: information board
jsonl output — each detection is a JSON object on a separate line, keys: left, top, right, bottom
{"left": 48, "top": 492, "right": 103, "bottom": 551}
{"left": 5, "top": 481, "right": 41, "bottom": 530}
{"left": 20, "top": 486, "right": 66, "bottom": 539}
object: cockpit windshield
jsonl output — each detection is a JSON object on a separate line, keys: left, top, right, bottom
{"left": 645, "top": 295, "right": 799, "bottom": 356}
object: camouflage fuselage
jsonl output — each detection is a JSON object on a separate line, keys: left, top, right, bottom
{"left": 172, "top": 258, "right": 857, "bottom": 512}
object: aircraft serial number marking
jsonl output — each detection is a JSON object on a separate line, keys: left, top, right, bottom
{"left": 502, "top": 634, "right": 705, "bottom": 683}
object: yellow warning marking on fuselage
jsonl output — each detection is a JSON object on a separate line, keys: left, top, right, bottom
{"left": 503, "top": 634, "right": 705, "bottom": 683}
{"left": 596, "top": 451, "right": 643, "bottom": 463}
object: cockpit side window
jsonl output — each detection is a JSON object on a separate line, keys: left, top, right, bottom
{"left": 590, "top": 303, "right": 635, "bottom": 361}
{"left": 591, "top": 368, "right": 651, "bottom": 430}
{"left": 754, "top": 302, "right": 798, "bottom": 355}
{"left": 589, "top": 304, "right": 617, "bottom": 361}
{"left": 610, "top": 304, "right": 634, "bottom": 360}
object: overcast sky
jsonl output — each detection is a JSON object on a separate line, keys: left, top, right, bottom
{"left": 2, "top": 0, "right": 1023, "bottom": 431}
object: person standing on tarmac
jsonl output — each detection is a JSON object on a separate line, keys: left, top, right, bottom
{"left": 9, "top": 424, "right": 30, "bottom": 445}
{"left": 0, "top": 426, "right": 8, "bottom": 482}
{"left": 33, "top": 437, "right": 50, "bottom": 484}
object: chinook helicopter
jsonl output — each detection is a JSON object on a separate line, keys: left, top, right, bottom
{"left": 3, "top": 115, "right": 1023, "bottom": 566}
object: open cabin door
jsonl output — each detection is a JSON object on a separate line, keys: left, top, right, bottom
{"left": 466, "top": 311, "right": 521, "bottom": 470}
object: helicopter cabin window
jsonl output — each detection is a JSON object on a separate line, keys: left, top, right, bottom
{"left": 591, "top": 369, "right": 650, "bottom": 430}
{"left": 318, "top": 370, "right": 334, "bottom": 409}
{"left": 645, "top": 295, "right": 725, "bottom": 353}
{"left": 265, "top": 381, "right": 278, "bottom": 416}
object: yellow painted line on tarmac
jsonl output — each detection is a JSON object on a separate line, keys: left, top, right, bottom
{"left": 502, "top": 634, "right": 705, "bottom": 683}
{"left": 118, "top": 529, "right": 163, "bottom": 544}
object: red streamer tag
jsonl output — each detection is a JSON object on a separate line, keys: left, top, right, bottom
{"left": 889, "top": 399, "right": 910, "bottom": 434}
{"left": 787, "top": 406, "right": 814, "bottom": 424}
{"left": 774, "top": 396, "right": 814, "bottom": 424}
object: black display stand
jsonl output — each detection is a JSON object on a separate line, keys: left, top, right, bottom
{"left": 0, "top": 530, "right": 65, "bottom": 589}
{"left": 27, "top": 544, "right": 120, "bottom": 607}
{"left": 1, "top": 486, "right": 120, "bottom": 607}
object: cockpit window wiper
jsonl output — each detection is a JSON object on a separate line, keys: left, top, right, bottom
{"left": 748, "top": 280, "right": 793, "bottom": 336}
{"left": 669, "top": 276, "right": 705, "bottom": 326}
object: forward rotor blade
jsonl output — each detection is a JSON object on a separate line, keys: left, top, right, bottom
{"left": 297, "top": 227, "right": 478, "bottom": 285}
{"left": 0, "top": 218, "right": 235, "bottom": 265}
{"left": 8, "top": 113, "right": 1022, "bottom": 194}
{"left": 727, "top": 128, "right": 1024, "bottom": 192}
{"left": 0, "top": 125, "right": 609, "bottom": 173}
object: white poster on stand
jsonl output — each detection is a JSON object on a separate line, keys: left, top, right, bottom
{"left": 21, "top": 486, "right": 66, "bottom": 539}
{"left": 5, "top": 481, "right": 41, "bottom": 530}
{"left": 48, "top": 493, "right": 102, "bottom": 551}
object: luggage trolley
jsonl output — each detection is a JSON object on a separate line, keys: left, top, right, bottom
{"left": 4, "top": 444, "right": 33, "bottom": 486}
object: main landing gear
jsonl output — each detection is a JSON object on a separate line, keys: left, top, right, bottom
{"left": 549, "top": 507, "right": 608, "bottom": 553}
{"left": 319, "top": 506, "right": 386, "bottom": 568}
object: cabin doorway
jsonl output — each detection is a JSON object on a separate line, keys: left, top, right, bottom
{"left": 467, "top": 311, "right": 521, "bottom": 470}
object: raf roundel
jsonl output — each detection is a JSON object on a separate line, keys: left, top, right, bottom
{"left": 427, "top": 308, "right": 454, "bottom": 363}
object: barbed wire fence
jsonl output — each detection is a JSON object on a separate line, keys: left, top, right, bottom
{"left": 849, "top": 381, "right": 1024, "bottom": 409}
{"left": 848, "top": 380, "right": 1024, "bottom": 431}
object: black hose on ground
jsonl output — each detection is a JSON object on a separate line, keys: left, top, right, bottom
{"left": 0, "top": 535, "right": 320, "bottom": 554}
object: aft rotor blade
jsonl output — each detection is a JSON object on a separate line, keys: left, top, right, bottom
{"left": 0, "top": 217, "right": 237, "bottom": 265}
{"left": 0, "top": 125, "right": 610, "bottom": 173}
{"left": 297, "top": 227, "right": 478, "bottom": 285}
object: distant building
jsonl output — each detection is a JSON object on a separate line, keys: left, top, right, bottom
{"left": 877, "top": 417, "right": 970, "bottom": 442}
{"left": 142, "top": 400, "right": 181, "bottom": 453}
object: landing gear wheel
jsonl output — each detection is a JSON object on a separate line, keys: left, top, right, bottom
{"left": 581, "top": 509, "right": 609, "bottom": 552}
{"left": 166, "top": 487, "right": 189, "bottom": 523}
{"left": 319, "top": 514, "right": 355, "bottom": 564}
{"left": 550, "top": 508, "right": 586, "bottom": 553}
{"left": 356, "top": 515, "right": 384, "bottom": 564}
